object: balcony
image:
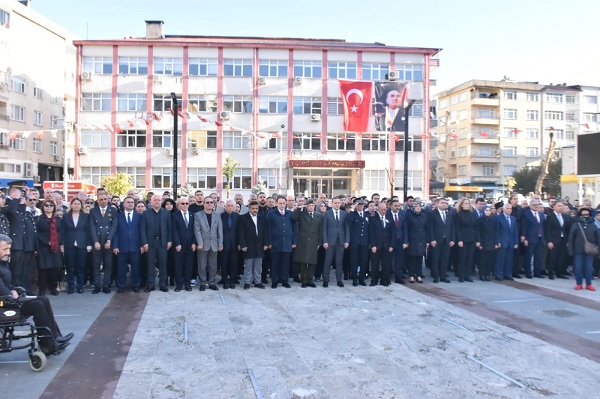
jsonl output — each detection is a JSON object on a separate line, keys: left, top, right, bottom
{"left": 471, "top": 175, "right": 501, "bottom": 183}
{"left": 470, "top": 154, "right": 500, "bottom": 163}
{"left": 472, "top": 116, "right": 500, "bottom": 125}
{"left": 471, "top": 97, "right": 500, "bottom": 107}
{"left": 471, "top": 135, "right": 500, "bottom": 144}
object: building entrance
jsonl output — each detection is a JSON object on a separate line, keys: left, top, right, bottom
{"left": 292, "top": 169, "right": 354, "bottom": 199}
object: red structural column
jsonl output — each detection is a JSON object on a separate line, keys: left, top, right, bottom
{"left": 110, "top": 45, "right": 118, "bottom": 174}
{"left": 74, "top": 45, "right": 82, "bottom": 179}
{"left": 145, "top": 46, "right": 154, "bottom": 190}
{"left": 181, "top": 46, "right": 189, "bottom": 185}
{"left": 355, "top": 51, "right": 362, "bottom": 160}
{"left": 216, "top": 47, "right": 224, "bottom": 198}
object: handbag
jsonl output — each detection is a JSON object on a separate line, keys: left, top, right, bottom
{"left": 578, "top": 223, "right": 599, "bottom": 256}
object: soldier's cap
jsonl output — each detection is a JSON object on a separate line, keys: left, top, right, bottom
{"left": 354, "top": 199, "right": 365, "bottom": 205}
{"left": 305, "top": 198, "right": 315, "bottom": 205}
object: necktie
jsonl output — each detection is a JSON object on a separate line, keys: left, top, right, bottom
{"left": 310, "top": 212, "right": 313, "bottom": 219}
{"left": 127, "top": 212, "right": 132, "bottom": 225}
{"left": 359, "top": 212, "right": 363, "bottom": 218}
{"left": 535, "top": 211, "right": 540, "bottom": 223}
{"left": 381, "top": 216, "right": 385, "bottom": 228}
{"left": 184, "top": 212, "right": 188, "bottom": 227}
{"left": 281, "top": 210, "right": 285, "bottom": 217}
{"left": 441, "top": 211, "right": 446, "bottom": 224}
{"left": 506, "top": 215, "right": 511, "bottom": 227}
{"left": 335, "top": 211, "right": 338, "bottom": 221}
{"left": 394, "top": 213, "right": 399, "bottom": 227}
{"left": 101, "top": 208, "right": 105, "bottom": 217}
{"left": 557, "top": 213, "right": 563, "bottom": 227}
{"left": 228, "top": 214, "right": 232, "bottom": 228}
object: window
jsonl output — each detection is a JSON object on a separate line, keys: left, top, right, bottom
{"left": 293, "top": 61, "right": 322, "bottom": 78}
{"left": 50, "top": 96, "right": 59, "bottom": 104}
{"left": 364, "top": 170, "right": 387, "bottom": 190}
{"left": 153, "top": 95, "right": 181, "bottom": 112}
{"left": 116, "top": 167, "right": 146, "bottom": 188}
{"left": 362, "top": 63, "right": 388, "bottom": 80}
{"left": 293, "top": 97, "right": 321, "bottom": 114}
{"left": 118, "top": 57, "right": 148, "bottom": 75}
{"left": 117, "top": 130, "right": 146, "bottom": 148}
{"left": 503, "top": 127, "right": 517, "bottom": 138}
{"left": 474, "top": 128, "right": 496, "bottom": 138}
{"left": 362, "top": 134, "right": 388, "bottom": 152}
{"left": 478, "top": 91, "right": 497, "bottom": 99}
{"left": 50, "top": 115, "right": 59, "bottom": 128}
{"left": 223, "top": 131, "right": 251, "bottom": 149}
{"left": 584, "top": 95, "right": 598, "bottom": 104}
{"left": 458, "top": 146, "right": 467, "bottom": 157}
{"left": 258, "top": 169, "right": 286, "bottom": 190}
{"left": 292, "top": 133, "right": 321, "bottom": 150}
{"left": 503, "top": 109, "right": 517, "bottom": 119}
{"left": 188, "top": 130, "right": 217, "bottom": 149}
{"left": 478, "top": 146, "right": 495, "bottom": 156}
{"left": 258, "top": 96, "right": 287, "bottom": 114}
{"left": 33, "top": 86, "right": 43, "bottom": 99}
{"left": 259, "top": 60, "right": 288, "bottom": 77}
{"left": 458, "top": 165, "right": 466, "bottom": 176}
{"left": 152, "top": 130, "right": 181, "bottom": 148}
{"left": 82, "top": 93, "right": 111, "bottom": 111}
{"left": 394, "top": 137, "right": 423, "bottom": 152}
{"left": 504, "top": 91, "right": 517, "bottom": 100}
{"left": 223, "top": 95, "right": 253, "bottom": 113}
{"left": 408, "top": 101, "right": 423, "bottom": 117}
{"left": 458, "top": 110, "right": 467, "bottom": 121}
{"left": 503, "top": 165, "right": 517, "bottom": 175}
{"left": 544, "top": 111, "right": 564, "bottom": 120}
{"left": 81, "top": 167, "right": 111, "bottom": 186}
{"left": 450, "top": 95, "right": 458, "bottom": 105}
{"left": 0, "top": 8, "right": 10, "bottom": 28}
{"left": 228, "top": 168, "right": 252, "bottom": 190}
{"left": 478, "top": 108, "right": 496, "bottom": 118}
{"left": 482, "top": 165, "right": 495, "bottom": 175}
{"left": 526, "top": 128, "right": 539, "bottom": 139}
{"left": 394, "top": 64, "right": 423, "bottom": 81}
{"left": 188, "top": 58, "right": 217, "bottom": 76}
{"left": 566, "top": 131, "right": 575, "bottom": 141}
{"left": 552, "top": 129, "right": 565, "bottom": 140}
{"left": 33, "top": 138, "right": 42, "bottom": 153}
{"left": 566, "top": 113, "right": 577, "bottom": 122}
{"left": 583, "top": 113, "right": 599, "bottom": 123}
{"left": 33, "top": 111, "right": 43, "bottom": 126}
{"left": 458, "top": 128, "right": 468, "bottom": 139}
{"left": 154, "top": 57, "right": 183, "bottom": 75}
{"left": 327, "top": 62, "right": 356, "bottom": 79}
{"left": 565, "top": 95, "right": 576, "bottom": 105}
{"left": 450, "top": 146, "right": 456, "bottom": 158}
{"left": 526, "top": 110, "right": 539, "bottom": 121}
{"left": 526, "top": 93, "right": 539, "bottom": 102}
{"left": 327, "top": 98, "right": 343, "bottom": 115}
{"left": 188, "top": 95, "right": 217, "bottom": 113}
{"left": 502, "top": 146, "right": 517, "bottom": 157}
{"left": 11, "top": 77, "right": 25, "bottom": 93}
{"left": 438, "top": 99, "right": 448, "bottom": 109}
{"left": 151, "top": 168, "right": 171, "bottom": 189}
{"left": 187, "top": 168, "right": 217, "bottom": 189}
{"left": 117, "top": 94, "right": 147, "bottom": 112}
{"left": 458, "top": 92, "right": 468, "bottom": 102}
{"left": 80, "top": 129, "right": 111, "bottom": 148}
{"left": 393, "top": 169, "right": 423, "bottom": 192}
{"left": 545, "top": 92, "right": 563, "bottom": 103}
{"left": 10, "top": 105, "right": 25, "bottom": 122}
{"left": 223, "top": 59, "right": 252, "bottom": 77}
{"left": 327, "top": 133, "right": 355, "bottom": 151}
{"left": 49, "top": 141, "right": 58, "bottom": 155}
{"left": 83, "top": 57, "right": 112, "bottom": 74}
{"left": 9, "top": 136, "right": 24, "bottom": 150}
{"left": 260, "top": 134, "right": 288, "bottom": 150}
{"left": 526, "top": 147, "right": 539, "bottom": 157}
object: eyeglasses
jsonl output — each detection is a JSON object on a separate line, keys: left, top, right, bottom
{"left": 86, "top": 201, "right": 94, "bottom": 204}
{"left": 43, "top": 204, "right": 55, "bottom": 208}
{"left": 26, "top": 199, "right": 36, "bottom": 202}
{"left": 180, "top": 203, "right": 189, "bottom": 205}
{"left": 204, "top": 201, "right": 214, "bottom": 204}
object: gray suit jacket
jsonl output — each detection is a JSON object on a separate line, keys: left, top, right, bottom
{"left": 322, "top": 209, "right": 349, "bottom": 246}
{"left": 194, "top": 211, "right": 223, "bottom": 252}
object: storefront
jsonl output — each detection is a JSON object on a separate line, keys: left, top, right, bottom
{"left": 42, "top": 181, "right": 97, "bottom": 201}
{"left": 289, "top": 160, "right": 364, "bottom": 199}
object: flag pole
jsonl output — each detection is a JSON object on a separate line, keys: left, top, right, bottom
{"left": 171, "top": 92, "right": 179, "bottom": 200}
{"left": 403, "top": 100, "right": 416, "bottom": 202}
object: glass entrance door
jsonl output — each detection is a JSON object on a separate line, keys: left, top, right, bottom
{"left": 292, "top": 169, "right": 354, "bottom": 198}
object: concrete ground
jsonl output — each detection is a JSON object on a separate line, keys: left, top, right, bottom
{"left": 3, "top": 275, "right": 600, "bottom": 399}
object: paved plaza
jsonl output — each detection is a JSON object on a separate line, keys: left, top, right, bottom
{"left": 3, "top": 276, "right": 600, "bottom": 399}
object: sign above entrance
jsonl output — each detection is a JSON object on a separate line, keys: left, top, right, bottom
{"left": 289, "top": 160, "right": 365, "bottom": 169}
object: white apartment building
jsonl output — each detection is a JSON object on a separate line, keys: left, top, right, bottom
{"left": 0, "top": 0, "right": 76, "bottom": 188}
{"left": 73, "top": 21, "right": 439, "bottom": 200}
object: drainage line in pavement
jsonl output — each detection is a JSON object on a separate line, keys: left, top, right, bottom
{"left": 466, "top": 355, "right": 526, "bottom": 388}
{"left": 431, "top": 313, "right": 469, "bottom": 330}
{"left": 183, "top": 319, "right": 188, "bottom": 343}
{"left": 247, "top": 368, "right": 264, "bottom": 399}
{"left": 219, "top": 292, "right": 225, "bottom": 304}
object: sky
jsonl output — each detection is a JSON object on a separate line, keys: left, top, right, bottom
{"left": 29, "top": 0, "right": 600, "bottom": 94}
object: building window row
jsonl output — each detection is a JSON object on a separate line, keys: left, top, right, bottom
{"left": 0, "top": 8, "right": 9, "bottom": 28}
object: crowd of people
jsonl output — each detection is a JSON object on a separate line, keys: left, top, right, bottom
{"left": 1, "top": 185, "right": 599, "bottom": 296}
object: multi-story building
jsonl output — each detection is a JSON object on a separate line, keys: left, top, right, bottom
{"left": 0, "top": 0, "right": 76, "bottom": 188}
{"left": 73, "top": 21, "right": 439, "bottom": 200}
{"left": 434, "top": 79, "right": 593, "bottom": 199}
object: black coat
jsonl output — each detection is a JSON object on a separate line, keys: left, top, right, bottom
{"left": 476, "top": 216, "right": 497, "bottom": 251}
{"left": 568, "top": 219, "right": 600, "bottom": 256}
{"left": 221, "top": 211, "right": 240, "bottom": 251}
{"left": 544, "top": 211, "right": 572, "bottom": 244}
{"left": 6, "top": 198, "right": 37, "bottom": 251}
{"left": 404, "top": 210, "right": 428, "bottom": 256}
{"left": 369, "top": 213, "right": 394, "bottom": 249}
{"left": 60, "top": 212, "right": 93, "bottom": 249}
{"left": 454, "top": 210, "right": 478, "bottom": 243}
{"left": 237, "top": 212, "right": 268, "bottom": 259}
{"left": 428, "top": 209, "right": 455, "bottom": 244}
{"left": 36, "top": 215, "right": 63, "bottom": 269}
{"left": 292, "top": 208, "right": 323, "bottom": 265}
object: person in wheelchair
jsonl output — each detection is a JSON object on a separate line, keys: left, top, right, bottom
{"left": 0, "top": 234, "right": 73, "bottom": 355}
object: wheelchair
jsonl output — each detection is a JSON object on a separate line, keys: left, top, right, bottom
{"left": 0, "top": 289, "right": 61, "bottom": 372}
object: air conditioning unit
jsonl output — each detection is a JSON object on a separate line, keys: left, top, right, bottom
{"left": 294, "top": 76, "right": 303, "bottom": 86}
{"left": 192, "top": 147, "right": 199, "bottom": 155}
{"left": 311, "top": 113, "right": 321, "bottom": 121}
{"left": 153, "top": 74, "right": 163, "bottom": 83}
{"left": 220, "top": 111, "right": 231, "bottom": 120}
{"left": 23, "top": 162, "right": 33, "bottom": 178}
{"left": 82, "top": 71, "right": 93, "bottom": 81}
{"left": 258, "top": 76, "right": 266, "bottom": 86}
{"left": 165, "top": 148, "right": 172, "bottom": 157}
{"left": 34, "top": 175, "right": 41, "bottom": 183}
{"left": 53, "top": 155, "right": 60, "bottom": 161}
{"left": 78, "top": 147, "right": 88, "bottom": 155}
{"left": 388, "top": 70, "right": 399, "bottom": 81}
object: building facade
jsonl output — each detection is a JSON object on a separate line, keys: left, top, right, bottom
{"left": 0, "top": 0, "right": 76, "bottom": 187}
{"left": 434, "top": 79, "right": 598, "bottom": 200}
{"left": 73, "top": 21, "right": 439, "bottom": 200}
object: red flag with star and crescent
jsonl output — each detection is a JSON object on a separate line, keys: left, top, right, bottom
{"left": 339, "top": 79, "right": 373, "bottom": 132}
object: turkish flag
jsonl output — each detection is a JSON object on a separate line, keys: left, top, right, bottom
{"left": 339, "top": 79, "right": 373, "bottom": 132}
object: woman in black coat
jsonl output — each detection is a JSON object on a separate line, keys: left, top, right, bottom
{"left": 453, "top": 198, "right": 478, "bottom": 282}
{"left": 37, "top": 199, "right": 63, "bottom": 296}
{"left": 60, "top": 198, "right": 93, "bottom": 294}
{"left": 403, "top": 202, "right": 428, "bottom": 283}
{"left": 476, "top": 206, "right": 498, "bottom": 281}
{"left": 568, "top": 207, "right": 600, "bottom": 291}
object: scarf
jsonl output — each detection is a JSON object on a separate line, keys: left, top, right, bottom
{"left": 48, "top": 215, "right": 59, "bottom": 253}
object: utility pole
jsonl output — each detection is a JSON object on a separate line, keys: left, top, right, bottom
{"left": 171, "top": 92, "right": 179, "bottom": 200}
{"left": 403, "top": 100, "right": 416, "bottom": 202}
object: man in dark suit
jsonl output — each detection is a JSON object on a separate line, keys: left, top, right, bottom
{"left": 112, "top": 196, "right": 142, "bottom": 292}
{"left": 172, "top": 197, "right": 196, "bottom": 292}
{"left": 508, "top": 194, "right": 525, "bottom": 278}
{"left": 238, "top": 201, "right": 268, "bottom": 289}
{"left": 291, "top": 198, "right": 322, "bottom": 288}
{"left": 495, "top": 203, "right": 519, "bottom": 280}
{"left": 220, "top": 199, "right": 240, "bottom": 289}
{"left": 89, "top": 193, "right": 118, "bottom": 294}
{"left": 6, "top": 187, "right": 37, "bottom": 293}
{"left": 141, "top": 194, "right": 172, "bottom": 292}
{"left": 346, "top": 199, "right": 369, "bottom": 286}
{"left": 544, "top": 200, "right": 572, "bottom": 279}
{"left": 266, "top": 195, "right": 297, "bottom": 288}
{"left": 369, "top": 203, "right": 394, "bottom": 286}
{"left": 386, "top": 199, "right": 406, "bottom": 284}
{"left": 322, "top": 197, "right": 349, "bottom": 287}
{"left": 521, "top": 200, "right": 546, "bottom": 278}
{"left": 428, "top": 197, "right": 455, "bottom": 283}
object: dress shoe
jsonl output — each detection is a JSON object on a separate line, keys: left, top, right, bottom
{"left": 382, "top": 281, "right": 390, "bottom": 287}
{"left": 441, "top": 279, "right": 451, "bottom": 283}
{"left": 512, "top": 274, "right": 522, "bottom": 279}
{"left": 323, "top": 281, "right": 329, "bottom": 287}
{"left": 565, "top": 271, "right": 573, "bottom": 276}
{"left": 541, "top": 270, "right": 549, "bottom": 276}
{"left": 117, "top": 288, "right": 125, "bottom": 293}
{"left": 282, "top": 282, "right": 291, "bottom": 288}
{"left": 56, "top": 332, "right": 74, "bottom": 343}
{"left": 234, "top": 279, "right": 240, "bottom": 284}
{"left": 575, "top": 284, "right": 583, "bottom": 290}
{"left": 133, "top": 288, "right": 140, "bottom": 293}
{"left": 184, "top": 286, "right": 192, "bottom": 292}
{"left": 465, "top": 278, "right": 474, "bottom": 282}
{"left": 433, "top": 278, "right": 439, "bottom": 283}
{"left": 586, "top": 285, "right": 596, "bottom": 291}
{"left": 337, "top": 281, "right": 344, "bottom": 287}
{"left": 301, "top": 283, "right": 307, "bottom": 288}
{"left": 293, "top": 277, "right": 302, "bottom": 283}
{"left": 223, "top": 283, "right": 229, "bottom": 290}
{"left": 557, "top": 275, "right": 569, "bottom": 279}
{"left": 343, "top": 273, "right": 349, "bottom": 280}
{"left": 548, "top": 275, "right": 555, "bottom": 280}
{"left": 67, "top": 289, "right": 74, "bottom": 295}
{"left": 495, "top": 277, "right": 503, "bottom": 281}
{"left": 261, "top": 277, "right": 269, "bottom": 284}
{"left": 409, "top": 277, "right": 415, "bottom": 284}
{"left": 534, "top": 273, "right": 545, "bottom": 278}
{"left": 199, "top": 285, "right": 206, "bottom": 291}
{"left": 229, "top": 283, "right": 235, "bottom": 289}
{"left": 395, "top": 278, "right": 406, "bottom": 285}
{"left": 208, "top": 285, "right": 218, "bottom": 291}
{"left": 370, "top": 281, "right": 378, "bottom": 286}
{"left": 50, "top": 290, "right": 59, "bottom": 296}
{"left": 77, "top": 288, "right": 84, "bottom": 294}
{"left": 244, "top": 284, "right": 251, "bottom": 290}
{"left": 416, "top": 277, "right": 423, "bottom": 284}
{"left": 103, "top": 288, "right": 111, "bottom": 294}
{"left": 526, "top": 275, "right": 533, "bottom": 279}
{"left": 52, "top": 341, "right": 70, "bottom": 355}
{"left": 352, "top": 279, "right": 358, "bottom": 287}
{"left": 217, "top": 279, "right": 225, "bottom": 285}
{"left": 271, "top": 283, "right": 278, "bottom": 288}
{"left": 175, "top": 286, "right": 182, "bottom": 292}
{"left": 459, "top": 279, "right": 464, "bottom": 283}
{"left": 159, "top": 287, "right": 168, "bottom": 292}
{"left": 358, "top": 280, "right": 367, "bottom": 286}
{"left": 38, "top": 291, "right": 46, "bottom": 296}
{"left": 503, "top": 276, "right": 515, "bottom": 281}
{"left": 92, "top": 288, "right": 101, "bottom": 294}
{"left": 144, "top": 286, "right": 154, "bottom": 292}
{"left": 255, "top": 283, "right": 265, "bottom": 289}
{"left": 308, "top": 283, "right": 316, "bottom": 288}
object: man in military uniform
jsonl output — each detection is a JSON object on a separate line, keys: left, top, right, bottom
{"left": 6, "top": 186, "right": 37, "bottom": 293}
{"left": 346, "top": 199, "right": 370, "bottom": 286}
{"left": 89, "top": 193, "right": 118, "bottom": 293}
